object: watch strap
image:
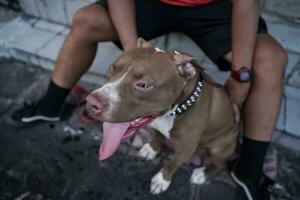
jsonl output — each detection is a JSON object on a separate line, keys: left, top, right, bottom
{"left": 231, "top": 69, "right": 241, "bottom": 82}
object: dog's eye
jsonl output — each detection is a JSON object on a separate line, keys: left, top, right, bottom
{"left": 134, "top": 80, "right": 153, "bottom": 90}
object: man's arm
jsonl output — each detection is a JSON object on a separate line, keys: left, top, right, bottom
{"left": 225, "top": 0, "right": 260, "bottom": 121}
{"left": 107, "top": 0, "right": 138, "bottom": 51}
{"left": 231, "top": 0, "right": 260, "bottom": 70}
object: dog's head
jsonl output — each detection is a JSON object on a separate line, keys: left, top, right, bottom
{"left": 86, "top": 38, "right": 200, "bottom": 123}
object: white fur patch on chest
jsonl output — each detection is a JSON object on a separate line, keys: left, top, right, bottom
{"left": 149, "top": 106, "right": 177, "bottom": 138}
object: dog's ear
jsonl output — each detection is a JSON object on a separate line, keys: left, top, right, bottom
{"left": 137, "top": 38, "right": 153, "bottom": 48}
{"left": 173, "top": 53, "right": 196, "bottom": 79}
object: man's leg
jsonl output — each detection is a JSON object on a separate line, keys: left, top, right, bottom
{"left": 53, "top": 4, "right": 117, "bottom": 89}
{"left": 224, "top": 34, "right": 287, "bottom": 187}
{"left": 7, "top": 3, "right": 118, "bottom": 126}
{"left": 225, "top": 34, "right": 287, "bottom": 141}
{"left": 243, "top": 35, "right": 287, "bottom": 141}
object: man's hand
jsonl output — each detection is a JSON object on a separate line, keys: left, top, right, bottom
{"left": 225, "top": 77, "right": 251, "bottom": 122}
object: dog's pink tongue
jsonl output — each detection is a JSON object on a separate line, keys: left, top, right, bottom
{"left": 99, "top": 122, "right": 131, "bottom": 160}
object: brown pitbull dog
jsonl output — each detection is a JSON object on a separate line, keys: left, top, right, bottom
{"left": 86, "top": 38, "right": 239, "bottom": 194}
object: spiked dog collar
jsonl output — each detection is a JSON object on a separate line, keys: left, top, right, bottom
{"left": 168, "top": 73, "right": 204, "bottom": 116}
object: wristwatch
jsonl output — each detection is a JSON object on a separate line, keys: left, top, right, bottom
{"left": 231, "top": 67, "right": 253, "bottom": 83}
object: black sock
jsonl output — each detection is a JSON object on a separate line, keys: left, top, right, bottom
{"left": 38, "top": 80, "right": 71, "bottom": 116}
{"left": 235, "top": 137, "right": 270, "bottom": 185}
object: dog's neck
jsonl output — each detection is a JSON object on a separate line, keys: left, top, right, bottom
{"left": 170, "top": 71, "right": 203, "bottom": 116}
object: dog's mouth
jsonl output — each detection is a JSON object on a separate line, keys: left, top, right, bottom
{"left": 99, "top": 113, "right": 159, "bottom": 160}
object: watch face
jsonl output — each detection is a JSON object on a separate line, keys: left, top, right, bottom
{"left": 240, "top": 71, "right": 251, "bottom": 82}
{"left": 231, "top": 67, "right": 253, "bottom": 83}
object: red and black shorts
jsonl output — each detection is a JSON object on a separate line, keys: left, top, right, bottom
{"left": 96, "top": 0, "right": 268, "bottom": 70}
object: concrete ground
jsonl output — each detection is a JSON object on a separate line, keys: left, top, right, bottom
{"left": 0, "top": 6, "right": 20, "bottom": 28}
{"left": 0, "top": 59, "right": 299, "bottom": 200}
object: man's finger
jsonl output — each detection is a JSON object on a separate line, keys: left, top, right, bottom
{"left": 233, "top": 103, "right": 240, "bottom": 122}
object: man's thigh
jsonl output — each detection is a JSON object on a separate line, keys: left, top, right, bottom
{"left": 178, "top": 1, "right": 268, "bottom": 70}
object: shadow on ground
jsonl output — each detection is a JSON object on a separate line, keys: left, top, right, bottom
{"left": 0, "top": 59, "right": 299, "bottom": 200}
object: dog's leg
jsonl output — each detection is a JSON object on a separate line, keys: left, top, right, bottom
{"left": 189, "top": 157, "right": 228, "bottom": 185}
{"left": 190, "top": 166, "right": 206, "bottom": 184}
{"left": 194, "top": 143, "right": 236, "bottom": 183}
{"left": 150, "top": 136, "right": 198, "bottom": 194}
{"left": 138, "top": 130, "right": 164, "bottom": 160}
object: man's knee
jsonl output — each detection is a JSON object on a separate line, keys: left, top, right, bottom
{"left": 71, "top": 5, "right": 110, "bottom": 40}
{"left": 253, "top": 37, "right": 288, "bottom": 81}
{"left": 72, "top": 7, "right": 94, "bottom": 35}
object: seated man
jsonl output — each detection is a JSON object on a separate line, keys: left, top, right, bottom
{"left": 7, "top": 0, "right": 287, "bottom": 199}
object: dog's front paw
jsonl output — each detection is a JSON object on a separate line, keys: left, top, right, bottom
{"left": 190, "top": 167, "right": 206, "bottom": 184}
{"left": 150, "top": 171, "right": 171, "bottom": 194}
{"left": 138, "top": 143, "right": 158, "bottom": 160}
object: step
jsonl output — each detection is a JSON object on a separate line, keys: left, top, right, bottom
{"left": 0, "top": 17, "right": 121, "bottom": 79}
{"left": 19, "top": 0, "right": 95, "bottom": 26}
{"left": 262, "top": 0, "right": 300, "bottom": 23}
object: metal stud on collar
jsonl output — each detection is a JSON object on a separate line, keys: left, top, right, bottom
{"left": 155, "top": 47, "right": 166, "bottom": 53}
{"left": 168, "top": 79, "right": 204, "bottom": 116}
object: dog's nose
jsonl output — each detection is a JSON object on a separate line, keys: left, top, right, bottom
{"left": 86, "top": 93, "right": 106, "bottom": 114}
